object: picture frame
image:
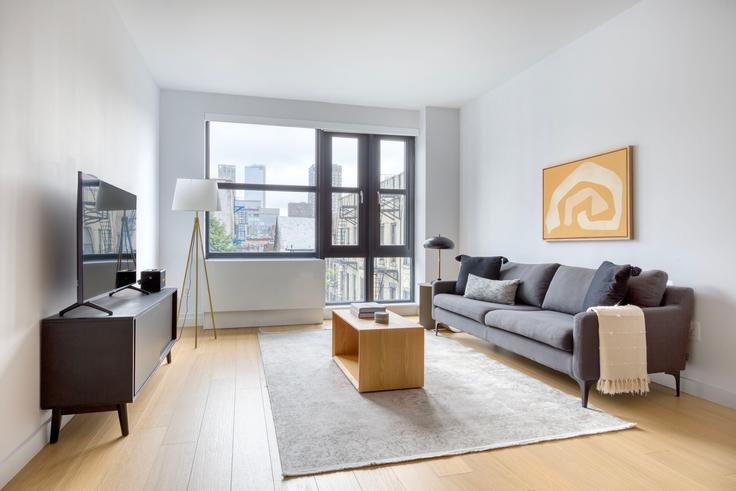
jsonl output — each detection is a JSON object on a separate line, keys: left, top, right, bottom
{"left": 542, "top": 146, "right": 632, "bottom": 241}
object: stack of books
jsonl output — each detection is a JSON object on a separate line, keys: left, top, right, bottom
{"left": 350, "top": 302, "right": 386, "bottom": 319}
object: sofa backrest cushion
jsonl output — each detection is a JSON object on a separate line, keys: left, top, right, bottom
{"left": 581, "top": 261, "right": 633, "bottom": 310}
{"left": 499, "top": 262, "right": 560, "bottom": 307}
{"left": 626, "top": 269, "right": 669, "bottom": 307}
{"left": 454, "top": 255, "right": 505, "bottom": 295}
{"left": 542, "top": 265, "right": 597, "bottom": 314}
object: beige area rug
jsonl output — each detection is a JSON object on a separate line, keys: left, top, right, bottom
{"left": 258, "top": 330, "right": 634, "bottom": 477}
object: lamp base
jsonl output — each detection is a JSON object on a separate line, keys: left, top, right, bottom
{"left": 176, "top": 212, "right": 217, "bottom": 348}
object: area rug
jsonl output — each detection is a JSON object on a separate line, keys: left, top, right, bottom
{"left": 258, "top": 330, "right": 634, "bottom": 477}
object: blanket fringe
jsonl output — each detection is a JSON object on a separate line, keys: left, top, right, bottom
{"left": 597, "top": 377, "right": 650, "bottom": 395}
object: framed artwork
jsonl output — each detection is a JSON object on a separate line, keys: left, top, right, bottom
{"left": 542, "top": 146, "right": 632, "bottom": 241}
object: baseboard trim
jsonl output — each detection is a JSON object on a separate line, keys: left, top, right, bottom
{"left": 0, "top": 413, "right": 73, "bottom": 488}
{"left": 180, "top": 309, "right": 325, "bottom": 329}
{"left": 650, "top": 372, "right": 736, "bottom": 409}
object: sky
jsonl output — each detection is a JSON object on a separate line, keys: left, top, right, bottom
{"left": 208, "top": 121, "right": 405, "bottom": 215}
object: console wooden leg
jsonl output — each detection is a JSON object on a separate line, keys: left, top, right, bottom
{"left": 49, "top": 408, "right": 61, "bottom": 444}
{"left": 666, "top": 371, "right": 681, "bottom": 396}
{"left": 166, "top": 352, "right": 172, "bottom": 364}
{"left": 117, "top": 404, "right": 129, "bottom": 436}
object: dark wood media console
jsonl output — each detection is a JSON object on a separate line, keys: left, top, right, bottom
{"left": 41, "top": 288, "right": 177, "bottom": 443}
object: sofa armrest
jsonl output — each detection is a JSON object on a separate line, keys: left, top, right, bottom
{"left": 431, "top": 280, "right": 457, "bottom": 321}
{"left": 431, "top": 280, "right": 457, "bottom": 297}
{"left": 573, "top": 303, "right": 692, "bottom": 382}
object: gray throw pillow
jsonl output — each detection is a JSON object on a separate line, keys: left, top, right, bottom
{"left": 499, "top": 262, "right": 560, "bottom": 307}
{"left": 463, "top": 274, "right": 521, "bottom": 305}
{"left": 626, "top": 270, "right": 669, "bottom": 307}
{"left": 542, "top": 266, "right": 597, "bottom": 315}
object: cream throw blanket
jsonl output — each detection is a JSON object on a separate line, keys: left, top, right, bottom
{"left": 589, "top": 305, "right": 649, "bottom": 395}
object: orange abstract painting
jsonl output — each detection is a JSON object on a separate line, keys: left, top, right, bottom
{"left": 542, "top": 147, "right": 632, "bottom": 241}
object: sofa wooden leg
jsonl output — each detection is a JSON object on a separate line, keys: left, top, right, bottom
{"left": 577, "top": 379, "right": 594, "bottom": 408}
{"left": 666, "top": 371, "right": 681, "bottom": 396}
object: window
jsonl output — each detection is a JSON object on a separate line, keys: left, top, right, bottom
{"left": 206, "top": 121, "right": 414, "bottom": 303}
{"left": 207, "top": 122, "right": 317, "bottom": 255}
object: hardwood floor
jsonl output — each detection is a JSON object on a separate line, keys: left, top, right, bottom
{"left": 6, "top": 320, "right": 736, "bottom": 490}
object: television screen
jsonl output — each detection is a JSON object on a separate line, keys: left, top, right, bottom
{"left": 78, "top": 173, "right": 137, "bottom": 300}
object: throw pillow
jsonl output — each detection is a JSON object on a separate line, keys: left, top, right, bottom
{"left": 463, "top": 274, "right": 520, "bottom": 305}
{"left": 581, "top": 261, "right": 633, "bottom": 310}
{"left": 454, "top": 255, "right": 506, "bottom": 295}
{"left": 541, "top": 265, "right": 597, "bottom": 314}
{"left": 626, "top": 269, "right": 669, "bottom": 307}
{"left": 499, "top": 262, "right": 560, "bottom": 307}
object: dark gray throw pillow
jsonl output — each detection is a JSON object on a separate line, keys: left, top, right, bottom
{"left": 499, "top": 262, "right": 560, "bottom": 307}
{"left": 581, "top": 261, "right": 633, "bottom": 310}
{"left": 454, "top": 255, "right": 506, "bottom": 295}
{"left": 542, "top": 265, "right": 597, "bottom": 314}
{"left": 626, "top": 269, "right": 668, "bottom": 307}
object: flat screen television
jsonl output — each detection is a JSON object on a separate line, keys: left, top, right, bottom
{"left": 60, "top": 172, "right": 138, "bottom": 316}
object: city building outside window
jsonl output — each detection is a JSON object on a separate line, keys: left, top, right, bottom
{"left": 206, "top": 121, "right": 414, "bottom": 304}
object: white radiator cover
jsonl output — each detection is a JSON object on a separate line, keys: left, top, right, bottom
{"left": 198, "top": 258, "right": 325, "bottom": 328}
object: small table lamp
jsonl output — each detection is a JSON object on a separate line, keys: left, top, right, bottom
{"left": 172, "top": 178, "right": 220, "bottom": 348}
{"left": 423, "top": 235, "right": 455, "bottom": 281}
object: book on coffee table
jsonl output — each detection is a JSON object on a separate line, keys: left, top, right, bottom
{"left": 349, "top": 302, "right": 386, "bottom": 319}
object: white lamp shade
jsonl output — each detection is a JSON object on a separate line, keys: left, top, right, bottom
{"left": 171, "top": 178, "right": 220, "bottom": 211}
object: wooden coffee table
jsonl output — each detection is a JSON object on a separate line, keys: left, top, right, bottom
{"left": 331, "top": 309, "right": 424, "bottom": 392}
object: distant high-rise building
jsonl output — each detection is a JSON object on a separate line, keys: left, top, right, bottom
{"left": 212, "top": 165, "right": 237, "bottom": 240}
{"left": 218, "top": 164, "right": 236, "bottom": 183}
{"left": 308, "top": 164, "right": 342, "bottom": 187}
{"left": 244, "top": 165, "right": 266, "bottom": 207}
{"left": 288, "top": 202, "right": 312, "bottom": 218}
{"left": 308, "top": 164, "right": 342, "bottom": 217}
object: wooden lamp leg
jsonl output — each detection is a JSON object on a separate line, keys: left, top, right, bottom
{"left": 194, "top": 213, "right": 200, "bottom": 349}
{"left": 196, "top": 220, "right": 217, "bottom": 340}
{"left": 176, "top": 221, "right": 197, "bottom": 339}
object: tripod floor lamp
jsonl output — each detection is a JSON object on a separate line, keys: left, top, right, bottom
{"left": 172, "top": 178, "right": 219, "bottom": 348}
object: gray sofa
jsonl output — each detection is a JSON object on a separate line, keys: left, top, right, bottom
{"left": 432, "top": 262, "right": 694, "bottom": 407}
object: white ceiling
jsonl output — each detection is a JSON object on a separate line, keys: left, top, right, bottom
{"left": 113, "top": 0, "right": 638, "bottom": 109}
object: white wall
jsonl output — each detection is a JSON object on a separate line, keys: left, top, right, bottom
{"left": 415, "top": 108, "right": 461, "bottom": 284}
{"left": 460, "top": 0, "right": 736, "bottom": 407}
{"left": 0, "top": 0, "right": 159, "bottom": 486}
{"left": 159, "top": 90, "right": 421, "bottom": 325}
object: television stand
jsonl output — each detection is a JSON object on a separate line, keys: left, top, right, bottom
{"left": 59, "top": 301, "right": 113, "bottom": 317}
{"left": 109, "top": 284, "right": 150, "bottom": 297}
{"left": 42, "top": 288, "right": 177, "bottom": 443}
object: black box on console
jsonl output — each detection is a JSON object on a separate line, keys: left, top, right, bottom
{"left": 115, "top": 270, "right": 137, "bottom": 288}
{"left": 140, "top": 269, "right": 166, "bottom": 293}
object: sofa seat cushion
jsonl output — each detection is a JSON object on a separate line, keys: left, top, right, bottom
{"left": 485, "top": 310, "right": 575, "bottom": 352}
{"left": 434, "top": 294, "right": 539, "bottom": 322}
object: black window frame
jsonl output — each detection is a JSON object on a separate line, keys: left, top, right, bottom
{"left": 205, "top": 121, "right": 320, "bottom": 259}
{"left": 320, "top": 131, "right": 415, "bottom": 305}
{"left": 204, "top": 120, "right": 415, "bottom": 303}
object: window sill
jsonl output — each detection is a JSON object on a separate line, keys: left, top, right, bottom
{"left": 206, "top": 257, "right": 323, "bottom": 262}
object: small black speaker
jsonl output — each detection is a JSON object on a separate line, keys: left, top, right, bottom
{"left": 141, "top": 269, "right": 166, "bottom": 293}
{"left": 115, "top": 270, "right": 137, "bottom": 288}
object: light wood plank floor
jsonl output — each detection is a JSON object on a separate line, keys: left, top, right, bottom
{"left": 7, "top": 320, "right": 736, "bottom": 490}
